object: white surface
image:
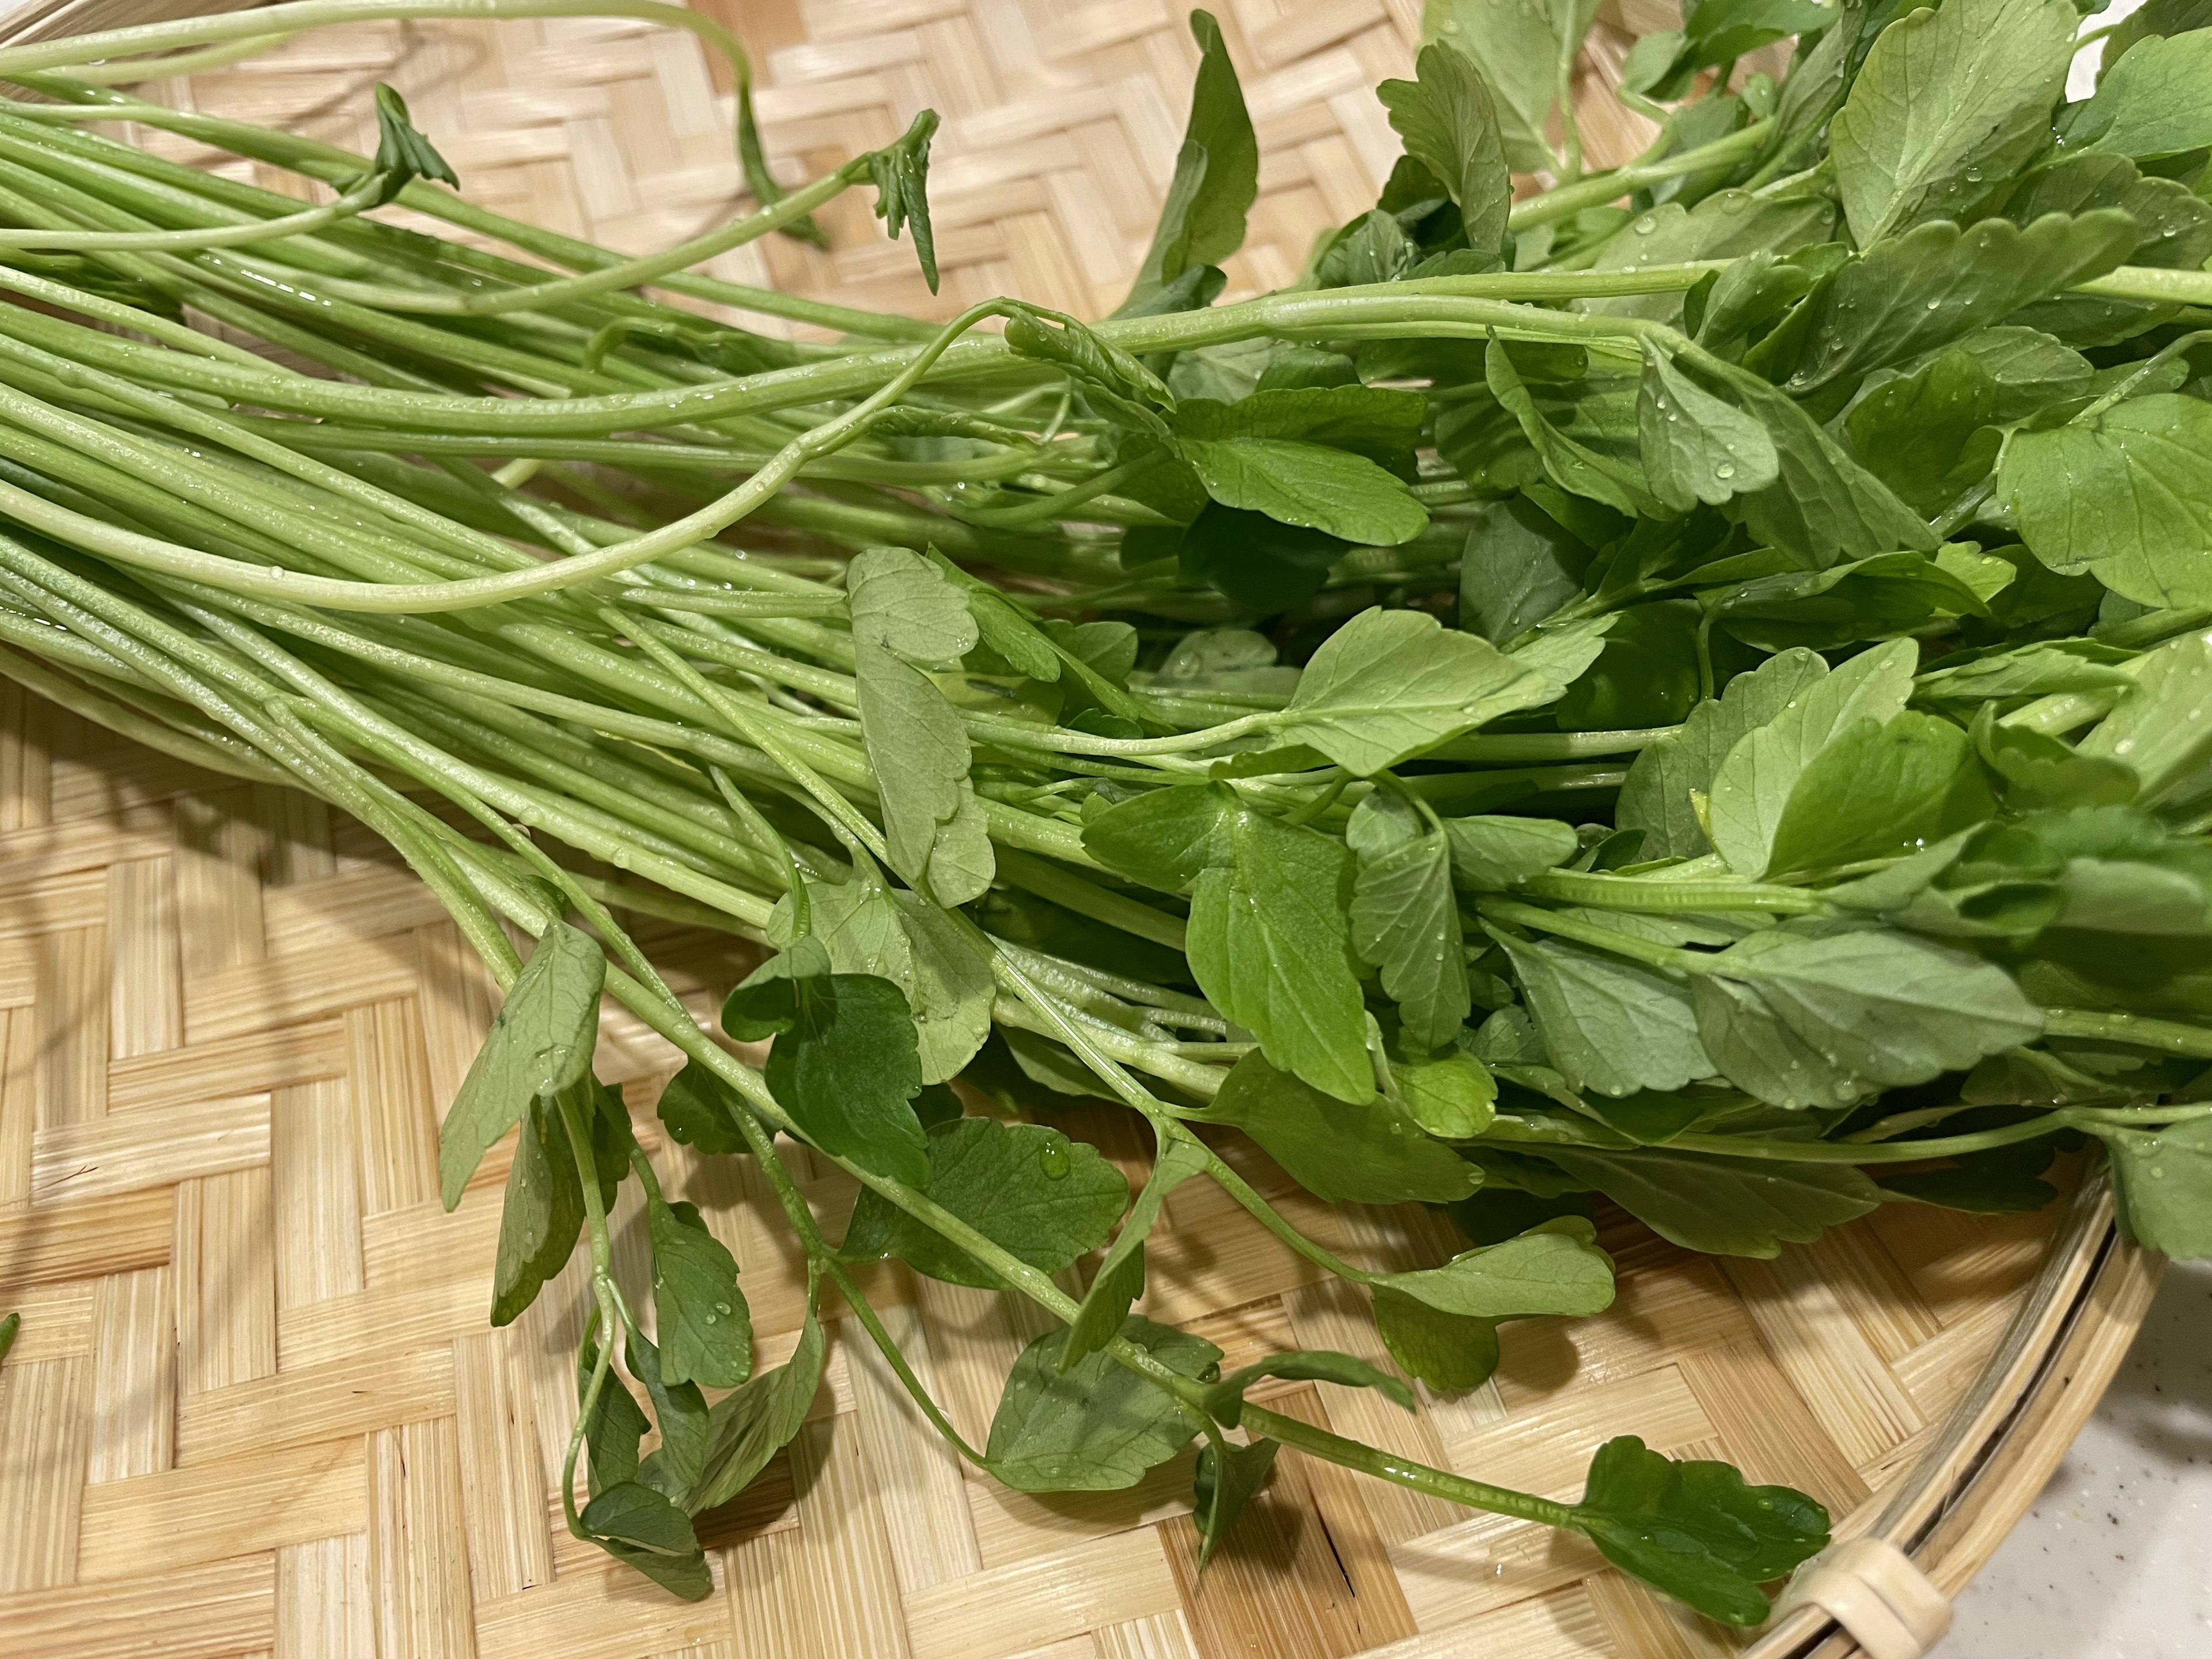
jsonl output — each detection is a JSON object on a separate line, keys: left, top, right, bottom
{"left": 1937, "top": 1262, "right": 2212, "bottom": 1659}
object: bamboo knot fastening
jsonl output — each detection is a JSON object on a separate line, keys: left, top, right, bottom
{"left": 1778, "top": 1536, "right": 1953, "bottom": 1659}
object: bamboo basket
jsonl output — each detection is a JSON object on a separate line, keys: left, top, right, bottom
{"left": 0, "top": 5, "right": 2168, "bottom": 1657}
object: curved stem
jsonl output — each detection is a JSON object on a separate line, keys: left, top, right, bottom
{"left": 2043, "top": 1007, "right": 2212, "bottom": 1060}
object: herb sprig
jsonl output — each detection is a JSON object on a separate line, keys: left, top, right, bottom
{"left": 5, "top": 0, "right": 2212, "bottom": 1624}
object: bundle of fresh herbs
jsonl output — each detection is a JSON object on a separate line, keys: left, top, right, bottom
{"left": 3, "top": 0, "right": 2212, "bottom": 1624}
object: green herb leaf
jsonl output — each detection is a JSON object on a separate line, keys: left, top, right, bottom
{"left": 1202, "top": 1350, "right": 1414, "bottom": 1427}
{"left": 1348, "top": 796, "right": 1471, "bottom": 1052}
{"left": 765, "top": 869, "right": 993, "bottom": 1086}
{"left": 656, "top": 1058, "right": 753, "bottom": 1157}
{"left": 581, "top": 1480, "right": 700, "bottom": 1556}
{"left": 2077, "top": 631, "right": 2212, "bottom": 805}
{"left": 1099, "top": 787, "right": 1373, "bottom": 1101}
{"left": 650, "top": 1195, "right": 752, "bottom": 1390}
{"left": 1638, "top": 347, "right": 1778, "bottom": 512}
{"left": 1272, "top": 607, "right": 1546, "bottom": 777}
{"left": 1192, "top": 1438, "right": 1280, "bottom": 1570}
{"left": 1692, "top": 924, "right": 2043, "bottom": 1108}
{"left": 986, "top": 1316, "right": 1222, "bottom": 1493}
{"left": 1393, "top": 1050, "right": 1498, "bottom": 1139}
{"left": 1062, "top": 1128, "right": 1212, "bottom": 1372}
{"left": 722, "top": 971, "right": 929, "bottom": 1188}
{"left": 625, "top": 1324, "right": 711, "bottom": 1497}
{"left": 2002, "top": 395, "right": 2212, "bottom": 611}
{"left": 577, "top": 1324, "right": 649, "bottom": 1498}
{"left": 1457, "top": 496, "right": 1592, "bottom": 645}
{"left": 847, "top": 547, "right": 993, "bottom": 905}
{"left": 1830, "top": 0, "right": 2078, "bottom": 245}
{"left": 691, "top": 1304, "right": 825, "bottom": 1514}
{"left": 1548, "top": 1143, "right": 1880, "bottom": 1256}
{"left": 840, "top": 1117, "right": 1128, "bottom": 1289}
{"left": 1376, "top": 1216, "right": 1617, "bottom": 1318}
{"left": 1443, "top": 813, "right": 1582, "bottom": 889}
{"left": 1488, "top": 340, "right": 1666, "bottom": 518}
{"left": 1762, "top": 711, "right": 1995, "bottom": 877}
{"left": 1377, "top": 41, "right": 1512, "bottom": 260}
{"left": 1707, "top": 638, "right": 1918, "bottom": 877}
{"left": 1208, "top": 1053, "right": 1481, "bottom": 1204}
{"left": 1118, "top": 10, "right": 1258, "bottom": 316}
{"left": 439, "top": 922, "right": 605, "bottom": 1211}
{"left": 1423, "top": 0, "right": 1603, "bottom": 172}
{"left": 490, "top": 1093, "right": 584, "bottom": 1327}
{"left": 1572, "top": 1435, "right": 1831, "bottom": 1626}
{"left": 1490, "top": 929, "right": 1713, "bottom": 1097}
{"left": 1371, "top": 1286, "right": 1502, "bottom": 1390}
{"left": 2094, "top": 1115, "right": 2212, "bottom": 1255}
{"left": 1725, "top": 373, "right": 1939, "bottom": 567}
{"left": 1620, "top": 647, "right": 1831, "bottom": 859}
{"left": 2069, "top": 27, "right": 2212, "bottom": 160}
{"left": 1176, "top": 435, "right": 1428, "bottom": 547}
{"left": 1787, "top": 213, "right": 2139, "bottom": 394}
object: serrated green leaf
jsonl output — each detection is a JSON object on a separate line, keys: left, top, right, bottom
{"left": 1620, "top": 647, "right": 1831, "bottom": 859}
{"left": 1371, "top": 1286, "right": 1501, "bottom": 1390}
{"left": 1118, "top": 10, "right": 1257, "bottom": 316}
{"left": 650, "top": 1196, "right": 751, "bottom": 1390}
{"left": 847, "top": 547, "right": 994, "bottom": 905}
{"left": 1787, "top": 213, "right": 2139, "bottom": 395}
{"left": 1111, "top": 791, "right": 1373, "bottom": 1102}
{"left": 1638, "top": 347, "right": 1778, "bottom": 513}
{"left": 491, "top": 1093, "right": 584, "bottom": 1327}
{"left": 1830, "top": 0, "right": 2077, "bottom": 245}
{"left": 840, "top": 1117, "right": 1128, "bottom": 1289}
{"left": 577, "top": 1324, "right": 648, "bottom": 1498}
{"left": 1707, "top": 638, "right": 1918, "bottom": 877}
{"left": 1349, "top": 807, "right": 1469, "bottom": 1053}
{"left": 1377, "top": 1216, "right": 1616, "bottom": 1317}
{"left": 581, "top": 1480, "right": 700, "bottom": 1556}
{"left": 722, "top": 971, "right": 928, "bottom": 1188}
{"left": 2001, "top": 396, "right": 2212, "bottom": 611}
{"left": 1490, "top": 929, "right": 1713, "bottom": 1097}
{"left": 2070, "top": 27, "right": 2212, "bottom": 160}
{"left": 690, "top": 1303, "right": 825, "bottom": 1514}
{"left": 1572, "top": 1435, "right": 1830, "bottom": 1626}
{"left": 2093, "top": 1115, "right": 2212, "bottom": 1256}
{"left": 1377, "top": 41, "right": 1511, "bottom": 259}
{"left": 1392, "top": 1050, "right": 1498, "bottom": 1139}
{"left": 1271, "top": 608, "right": 1547, "bottom": 777}
{"left": 765, "top": 871, "right": 993, "bottom": 1086}
{"left": 1178, "top": 435, "right": 1427, "bottom": 547}
{"left": 2077, "top": 630, "right": 2212, "bottom": 805}
{"left": 1761, "top": 711, "right": 1994, "bottom": 878}
{"left": 1208, "top": 1053, "right": 1480, "bottom": 1203}
{"left": 1691, "top": 924, "right": 2043, "bottom": 1108}
{"left": 1547, "top": 1143, "right": 1880, "bottom": 1256}
{"left": 655, "top": 1058, "right": 753, "bottom": 1157}
{"left": 1442, "top": 813, "right": 1582, "bottom": 889}
{"left": 1724, "top": 372, "right": 1939, "bottom": 568}
{"left": 440, "top": 922, "right": 604, "bottom": 1211}
{"left": 1423, "top": 0, "right": 1603, "bottom": 172}
{"left": 986, "top": 1316, "right": 1221, "bottom": 1493}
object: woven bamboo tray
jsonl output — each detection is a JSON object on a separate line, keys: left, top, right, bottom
{"left": 0, "top": 5, "right": 2168, "bottom": 1657}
